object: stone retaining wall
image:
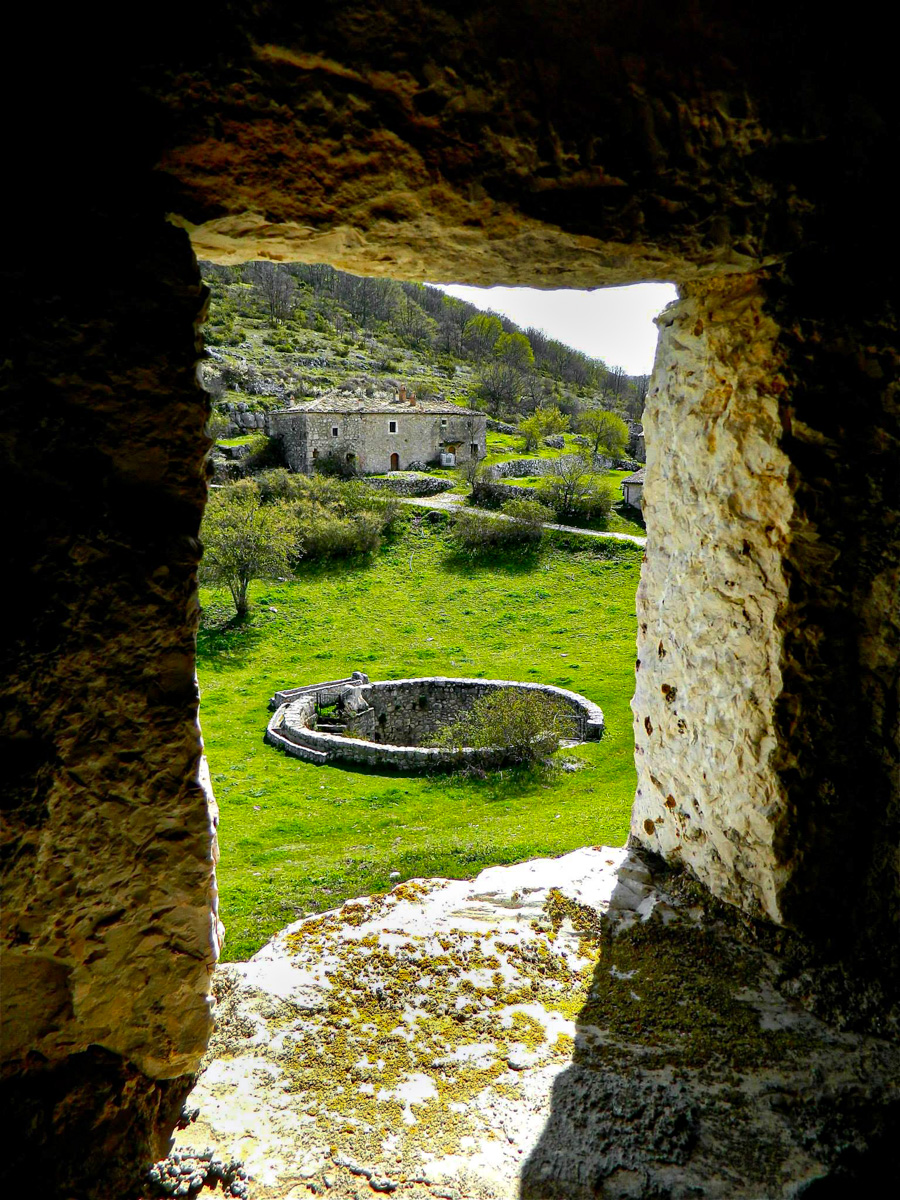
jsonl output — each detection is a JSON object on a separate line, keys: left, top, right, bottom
{"left": 487, "top": 453, "right": 611, "bottom": 480}
{"left": 270, "top": 671, "right": 369, "bottom": 710}
{"left": 472, "top": 480, "right": 541, "bottom": 506}
{"left": 364, "top": 474, "right": 454, "bottom": 497}
{"left": 266, "top": 676, "right": 604, "bottom": 771}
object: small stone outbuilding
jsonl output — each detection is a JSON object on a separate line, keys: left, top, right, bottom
{"left": 621, "top": 467, "right": 645, "bottom": 510}
{"left": 268, "top": 385, "right": 487, "bottom": 474}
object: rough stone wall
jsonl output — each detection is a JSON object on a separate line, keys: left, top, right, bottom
{"left": 267, "top": 409, "right": 309, "bottom": 473}
{"left": 270, "top": 409, "right": 484, "bottom": 473}
{"left": 364, "top": 473, "right": 454, "bottom": 496}
{"left": 363, "top": 678, "right": 603, "bottom": 745}
{"left": 768, "top": 258, "right": 899, "bottom": 952}
{"left": 1, "top": 210, "right": 218, "bottom": 1192}
{"left": 473, "top": 479, "right": 545, "bottom": 506}
{"left": 631, "top": 276, "right": 794, "bottom": 923}
{"left": 489, "top": 455, "right": 580, "bottom": 479}
{"left": 632, "top": 269, "right": 899, "bottom": 967}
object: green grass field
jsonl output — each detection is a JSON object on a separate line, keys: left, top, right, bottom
{"left": 199, "top": 519, "right": 642, "bottom": 960}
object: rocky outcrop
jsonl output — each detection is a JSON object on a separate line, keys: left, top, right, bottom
{"left": 1, "top": 214, "right": 221, "bottom": 1195}
{"left": 632, "top": 271, "right": 900, "bottom": 986}
{"left": 172, "top": 849, "right": 900, "bottom": 1198}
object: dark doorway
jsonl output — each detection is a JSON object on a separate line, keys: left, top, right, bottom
{"left": 390, "top": 452, "right": 399, "bottom": 471}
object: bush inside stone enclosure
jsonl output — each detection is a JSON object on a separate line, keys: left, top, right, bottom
{"left": 430, "top": 689, "right": 579, "bottom": 765}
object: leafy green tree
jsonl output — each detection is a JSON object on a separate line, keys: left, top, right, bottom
{"left": 200, "top": 480, "right": 296, "bottom": 617}
{"left": 518, "top": 406, "right": 570, "bottom": 450}
{"left": 535, "top": 406, "right": 569, "bottom": 436}
{"left": 463, "top": 313, "right": 503, "bottom": 358}
{"left": 431, "top": 689, "right": 577, "bottom": 765}
{"left": 577, "top": 409, "right": 629, "bottom": 458}
{"left": 494, "top": 330, "right": 535, "bottom": 370}
{"left": 518, "top": 414, "right": 544, "bottom": 452}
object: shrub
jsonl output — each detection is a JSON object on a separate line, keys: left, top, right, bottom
{"left": 200, "top": 480, "right": 296, "bottom": 617}
{"left": 450, "top": 508, "right": 543, "bottom": 553}
{"left": 313, "top": 450, "right": 361, "bottom": 479}
{"left": 256, "top": 468, "right": 307, "bottom": 503}
{"left": 205, "top": 410, "right": 231, "bottom": 441}
{"left": 296, "top": 510, "right": 382, "bottom": 559}
{"left": 430, "top": 689, "right": 578, "bottom": 765}
{"left": 500, "top": 498, "right": 554, "bottom": 530}
{"left": 536, "top": 457, "right": 615, "bottom": 523}
{"left": 566, "top": 482, "right": 615, "bottom": 522}
{"left": 243, "top": 434, "right": 284, "bottom": 473}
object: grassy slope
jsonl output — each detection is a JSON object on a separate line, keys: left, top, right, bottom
{"left": 199, "top": 521, "right": 642, "bottom": 960}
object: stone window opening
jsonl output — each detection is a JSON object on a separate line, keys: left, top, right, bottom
{"left": 389, "top": 420, "right": 397, "bottom": 433}
{"left": 331, "top": 426, "right": 339, "bottom": 437}
{"left": 6, "top": 21, "right": 897, "bottom": 1199}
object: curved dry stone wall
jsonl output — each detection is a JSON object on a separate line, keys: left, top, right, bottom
{"left": 266, "top": 676, "right": 604, "bottom": 770}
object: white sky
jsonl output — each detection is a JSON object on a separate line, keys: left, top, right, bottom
{"left": 428, "top": 282, "right": 678, "bottom": 376}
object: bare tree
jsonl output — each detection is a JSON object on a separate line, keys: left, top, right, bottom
{"left": 247, "top": 262, "right": 296, "bottom": 327}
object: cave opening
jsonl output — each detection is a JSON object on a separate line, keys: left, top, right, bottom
{"left": 4, "top": 9, "right": 897, "bottom": 1194}
{"left": 195, "top": 261, "right": 672, "bottom": 965}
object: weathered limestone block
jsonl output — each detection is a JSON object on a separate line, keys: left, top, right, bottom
{"left": 170, "top": 850, "right": 899, "bottom": 1199}
{"left": 632, "top": 269, "right": 900, "bottom": 974}
{"left": 632, "top": 275, "right": 794, "bottom": 922}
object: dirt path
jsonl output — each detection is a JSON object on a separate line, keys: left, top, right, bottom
{"left": 395, "top": 492, "right": 647, "bottom": 546}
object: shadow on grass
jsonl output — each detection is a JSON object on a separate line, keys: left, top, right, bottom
{"left": 222, "top": 838, "right": 561, "bottom": 960}
{"left": 197, "top": 610, "right": 267, "bottom": 666}
{"left": 441, "top": 546, "right": 545, "bottom": 576}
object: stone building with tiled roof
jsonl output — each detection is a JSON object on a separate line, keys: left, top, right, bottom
{"left": 268, "top": 385, "right": 487, "bottom": 475}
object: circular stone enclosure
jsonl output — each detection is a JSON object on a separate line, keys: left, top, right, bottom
{"left": 266, "top": 676, "right": 604, "bottom": 771}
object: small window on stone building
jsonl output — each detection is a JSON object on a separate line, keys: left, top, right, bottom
{"left": 312, "top": 449, "right": 319, "bottom": 460}
{"left": 346, "top": 452, "right": 355, "bottom": 463}
{"left": 471, "top": 443, "right": 478, "bottom": 456}
{"left": 389, "top": 420, "right": 397, "bottom": 433}
{"left": 332, "top": 426, "right": 339, "bottom": 437}
{"left": 441, "top": 418, "right": 448, "bottom": 427}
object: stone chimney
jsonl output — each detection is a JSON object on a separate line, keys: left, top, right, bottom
{"left": 408, "top": 390, "right": 416, "bottom": 406}
{"left": 399, "top": 384, "right": 407, "bottom": 403}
